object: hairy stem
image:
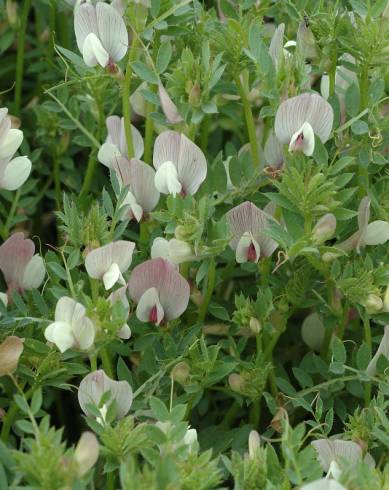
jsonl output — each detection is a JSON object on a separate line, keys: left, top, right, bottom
{"left": 198, "top": 258, "right": 216, "bottom": 323}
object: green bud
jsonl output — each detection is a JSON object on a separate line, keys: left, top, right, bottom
{"left": 171, "top": 361, "right": 190, "bottom": 384}
{"left": 249, "top": 317, "right": 261, "bottom": 334}
{"left": 228, "top": 373, "right": 245, "bottom": 393}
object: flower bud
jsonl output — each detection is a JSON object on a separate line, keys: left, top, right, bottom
{"left": 312, "top": 213, "right": 337, "bottom": 244}
{"left": 271, "top": 407, "right": 287, "bottom": 433}
{"left": 249, "top": 317, "right": 261, "bottom": 334}
{"left": 362, "top": 294, "right": 383, "bottom": 314}
{"left": 248, "top": 430, "right": 261, "bottom": 459}
{"left": 322, "top": 251, "right": 341, "bottom": 262}
{"left": 297, "top": 21, "right": 319, "bottom": 60}
{"left": 383, "top": 286, "right": 389, "bottom": 313}
{"left": 188, "top": 81, "right": 201, "bottom": 107}
{"left": 74, "top": 431, "right": 99, "bottom": 477}
{"left": 171, "top": 361, "right": 190, "bottom": 385}
{"left": 228, "top": 373, "right": 245, "bottom": 393}
{"left": 0, "top": 336, "right": 24, "bottom": 376}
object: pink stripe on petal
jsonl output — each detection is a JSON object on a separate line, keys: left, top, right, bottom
{"left": 85, "top": 241, "right": 135, "bottom": 279}
{"left": 128, "top": 258, "right": 190, "bottom": 321}
{"left": 106, "top": 115, "right": 122, "bottom": 148}
{"left": 0, "top": 233, "right": 35, "bottom": 290}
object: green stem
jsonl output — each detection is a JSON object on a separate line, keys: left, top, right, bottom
{"left": 198, "top": 258, "right": 216, "bottom": 323}
{"left": 359, "top": 63, "right": 369, "bottom": 110}
{"left": 234, "top": 75, "right": 259, "bottom": 168}
{"left": 328, "top": 53, "right": 337, "bottom": 97}
{"left": 106, "top": 471, "right": 115, "bottom": 490}
{"left": 143, "top": 99, "right": 154, "bottom": 164}
{"left": 363, "top": 316, "right": 372, "bottom": 406}
{"left": 80, "top": 150, "right": 97, "bottom": 200}
{"left": 100, "top": 348, "right": 114, "bottom": 379}
{"left": 53, "top": 150, "right": 61, "bottom": 209}
{"left": 1, "top": 189, "right": 21, "bottom": 239}
{"left": 220, "top": 400, "right": 239, "bottom": 428}
{"left": 122, "top": 42, "right": 139, "bottom": 160}
{"left": 14, "top": 0, "right": 31, "bottom": 115}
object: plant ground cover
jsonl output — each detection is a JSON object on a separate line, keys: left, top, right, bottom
{"left": 0, "top": 0, "right": 389, "bottom": 488}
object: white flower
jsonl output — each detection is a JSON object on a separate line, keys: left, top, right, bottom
{"left": 151, "top": 237, "right": 194, "bottom": 265}
{"left": 301, "top": 479, "right": 346, "bottom": 490}
{"left": 367, "top": 325, "right": 389, "bottom": 376}
{"left": 44, "top": 297, "right": 95, "bottom": 353}
{"left": 0, "top": 108, "right": 31, "bottom": 191}
{"left": 74, "top": 432, "right": 99, "bottom": 477}
{"left": 74, "top": 2, "right": 128, "bottom": 68}
{"left": 85, "top": 240, "right": 135, "bottom": 290}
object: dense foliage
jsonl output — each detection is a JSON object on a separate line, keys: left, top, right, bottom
{"left": 0, "top": 0, "right": 389, "bottom": 488}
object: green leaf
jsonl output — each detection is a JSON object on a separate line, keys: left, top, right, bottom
{"left": 208, "top": 303, "right": 230, "bottom": 321}
{"left": 150, "top": 397, "right": 170, "bottom": 422}
{"left": 131, "top": 61, "right": 159, "bottom": 84}
{"left": 332, "top": 337, "right": 346, "bottom": 364}
{"left": 31, "top": 388, "right": 42, "bottom": 415}
{"left": 292, "top": 367, "right": 313, "bottom": 388}
{"left": 47, "top": 262, "right": 68, "bottom": 281}
{"left": 14, "top": 394, "right": 30, "bottom": 414}
{"left": 345, "top": 82, "right": 360, "bottom": 117}
{"left": 156, "top": 42, "right": 172, "bottom": 74}
{"left": 351, "top": 120, "right": 369, "bottom": 135}
{"left": 329, "top": 156, "right": 355, "bottom": 175}
{"left": 312, "top": 136, "right": 328, "bottom": 165}
{"left": 356, "top": 342, "right": 371, "bottom": 371}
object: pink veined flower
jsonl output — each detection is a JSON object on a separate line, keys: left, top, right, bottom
{"left": 226, "top": 201, "right": 278, "bottom": 263}
{"left": 0, "top": 107, "right": 31, "bottom": 191}
{"left": 97, "top": 115, "right": 144, "bottom": 167}
{"left": 158, "top": 83, "right": 183, "bottom": 124}
{"left": 85, "top": 240, "right": 135, "bottom": 290}
{"left": 0, "top": 232, "right": 45, "bottom": 294}
{"left": 112, "top": 157, "right": 160, "bottom": 222}
{"left": 153, "top": 131, "right": 207, "bottom": 197}
{"left": 78, "top": 369, "right": 133, "bottom": 420}
{"left": 128, "top": 257, "right": 190, "bottom": 325}
{"left": 74, "top": 2, "right": 128, "bottom": 68}
{"left": 337, "top": 196, "right": 389, "bottom": 253}
{"left": 275, "top": 92, "right": 334, "bottom": 156}
{"left": 269, "top": 23, "right": 285, "bottom": 72}
{"left": 264, "top": 131, "right": 284, "bottom": 170}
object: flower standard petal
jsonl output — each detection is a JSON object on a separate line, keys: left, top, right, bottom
{"left": 96, "top": 1, "right": 128, "bottom": 63}
{"left": 74, "top": 3, "right": 99, "bottom": 55}
{"left": 0, "top": 232, "right": 35, "bottom": 290}
{"left": 73, "top": 315, "right": 95, "bottom": 350}
{"left": 362, "top": 221, "right": 389, "bottom": 246}
{"left": 301, "top": 479, "right": 347, "bottom": 490}
{"left": 269, "top": 23, "right": 285, "bottom": 71}
{"left": 367, "top": 325, "right": 389, "bottom": 376}
{"left": 0, "top": 336, "right": 24, "bottom": 376}
{"left": 85, "top": 241, "right": 135, "bottom": 282}
{"left": 82, "top": 32, "right": 109, "bottom": 67}
{"left": 1, "top": 156, "right": 31, "bottom": 191}
{"left": 226, "top": 201, "right": 278, "bottom": 259}
{"left": 311, "top": 439, "right": 370, "bottom": 472}
{"left": 128, "top": 258, "right": 190, "bottom": 321}
{"left": 103, "top": 262, "right": 121, "bottom": 290}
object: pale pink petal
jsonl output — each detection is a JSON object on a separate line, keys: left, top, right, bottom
{"left": 85, "top": 241, "right": 135, "bottom": 279}
{"left": 22, "top": 255, "right": 45, "bottom": 289}
{"left": 0, "top": 233, "right": 34, "bottom": 289}
{"left": 158, "top": 83, "right": 183, "bottom": 124}
{"left": 226, "top": 201, "right": 278, "bottom": 258}
{"left": 275, "top": 93, "right": 333, "bottom": 145}
{"left": 74, "top": 3, "right": 99, "bottom": 54}
{"left": 153, "top": 131, "right": 207, "bottom": 195}
{"left": 128, "top": 258, "right": 190, "bottom": 321}
{"left": 311, "top": 439, "right": 367, "bottom": 472}
{"left": 96, "top": 2, "right": 128, "bottom": 62}
{"left": 78, "top": 369, "right": 132, "bottom": 419}
{"left": 114, "top": 158, "right": 160, "bottom": 213}
{"left": 264, "top": 131, "right": 284, "bottom": 169}
{"left": 106, "top": 115, "right": 122, "bottom": 148}
{"left": 269, "top": 23, "right": 285, "bottom": 71}
{"left": 73, "top": 316, "right": 95, "bottom": 350}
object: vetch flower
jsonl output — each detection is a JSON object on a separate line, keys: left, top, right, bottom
{"left": 74, "top": 431, "right": 99, "bottom": 477}
{"left": 74, "top": 2, "right": 128, "bottom": 68}
{"left": 153, "top": 131, "right": 207, "bottom": 197}
{"left": 226, "top": 201, "right": 278, "bottom": 263}
{"left": 85, "top": 240, "right": 135, "bottom": 290}
{"left": 44, "top": 296, "right": 95, "bottom": 353}
{"left": 158, "top": 83, "right": 183, "bottom": 124}
{"left": 248, "top": 430, "right": 261, "bottom": 459}
{"left": 78, "top": 369, "right": 133, "bottom": 420}
{"left": 97, "top": 115, "right": 144, "bottom": 166}
{"left": 301, "top": 479, "right": 346, "bottom": 490}
{"left": 275, "top": 93, "right": 334, "bottom": 156}
{"left": 0, "top": 232, "right": 45, "bottom": 293}
{"left": 109, "top": 286, "right": 131, "bottom": 339}
{"left": 269, "top": 23, "right": 285, "bottom": 72}
{"left": 0, "top": 107, "right": 31, "bottom": 191}
{"left": 312, "top": 213, "right": 337, "bottom": 244}
{"left": 112, "top": 157, "right": 160, "bottom": 222}
{"left": 128, "top": 257, "right": 190, "bottom": 325}
{"left": 338, "top": 196, "right": 389, "bottom": 253}
{"left": 151, "top": 237, "right": 194, "bottom": 265}
{"left": 0, "top": 336, "right": 24, "bottom": 376}
{"left": 366, "top": 325, "right": 389, "bottom": 376}
{"left": 311, "top": 438, "right": 374, "bottom": 474}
